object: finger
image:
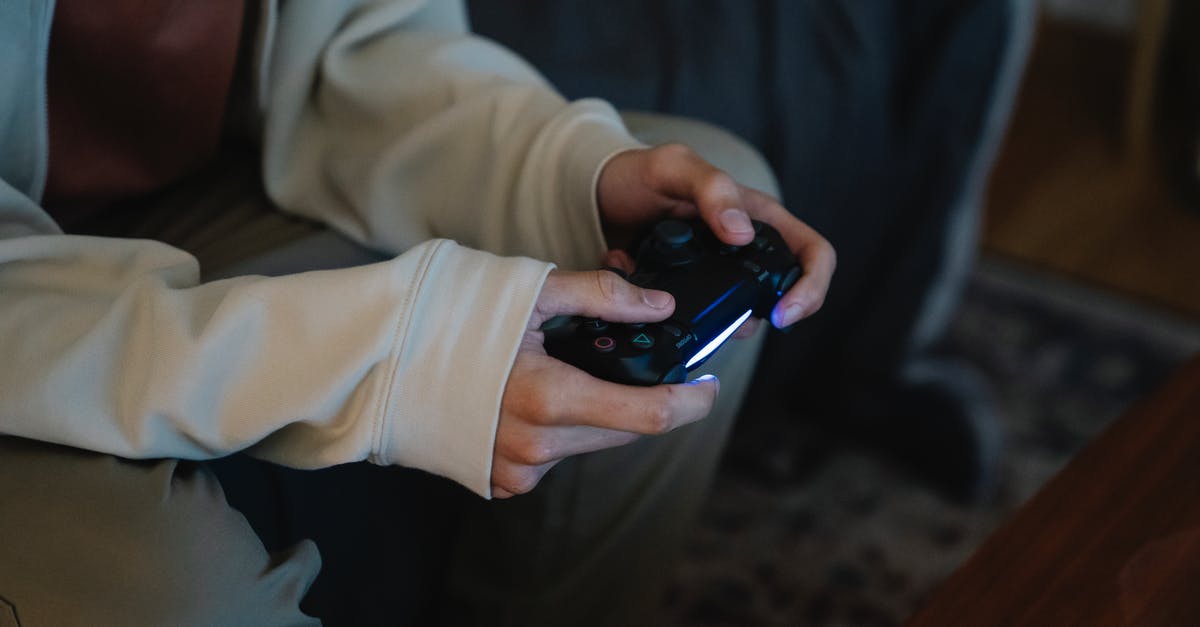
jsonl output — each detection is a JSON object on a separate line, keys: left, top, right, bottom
{"left": 644, "top": 144, "right": 755, "bottom": 246}
{"left": 771, "top": 221, "right": 835, "bottom": 327}
{"left": 602, "top": 249, "right": 637, "bottom": 274}
{"left": 491, "top": 460, "right": 558, "bottom": 497}
{"left": 535, "top": 269, "right": 675, "bottom": 325}
{"left": 740, "top": 187, "right": 837, "bottom": 327}
{"left": 495, "top": 422, "right": 640, "bottom": 467}
{"left": 555, "top": 372, "right": 720, "bottom": 434}
{"left": 732, "top": 317, "right": 762, "bottom": 339}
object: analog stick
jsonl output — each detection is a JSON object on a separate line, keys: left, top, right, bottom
{"left": 653, "top": 220, "right": 693, "bottom": 246}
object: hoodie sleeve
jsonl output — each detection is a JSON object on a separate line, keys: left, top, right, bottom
{"left": 1, "top": 0, "right": 640, "bottom": 498}
{"left": 1, "top": 169, "right": 550, "bottom": 496}
{"left": 258, "top": 0, "right": 646, "bottom": 270}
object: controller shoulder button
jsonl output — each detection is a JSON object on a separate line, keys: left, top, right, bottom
{"left": 779, "top": 266, "right": 802, "bottom": 295}
{"left": 660, "top": 364, "right": 688, "bottom": 384}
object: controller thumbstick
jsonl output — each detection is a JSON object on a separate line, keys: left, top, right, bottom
{"left": 653, "top": 220, "right": 693, "bottom": 247}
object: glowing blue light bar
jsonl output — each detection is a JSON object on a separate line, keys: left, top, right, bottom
{"left": 685, "top": 309, "right": 753, "bottom": 369}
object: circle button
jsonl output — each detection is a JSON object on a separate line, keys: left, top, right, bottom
{"left": 592, "top": 336, "right": 616, "bottom": 352}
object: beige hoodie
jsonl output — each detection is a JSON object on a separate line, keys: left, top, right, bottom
{"left": 0, "top": 0, "right": 643, "bottom": 497}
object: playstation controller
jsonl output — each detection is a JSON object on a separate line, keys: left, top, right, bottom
{"left": 543, "top": 218, "right": 801, "bottom": 385}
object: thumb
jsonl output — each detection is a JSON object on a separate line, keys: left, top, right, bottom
{"left": 534, "top": 270, "right": 675, "bottom": 326}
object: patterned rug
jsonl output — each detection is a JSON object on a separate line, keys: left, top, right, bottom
{"left": 658, "top": 259, "right": 1200, "bottom": 626}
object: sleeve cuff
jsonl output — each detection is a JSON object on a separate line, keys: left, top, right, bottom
{"left": 543, "top": 99, "right": 646, "bottom": 270}
{"left": 373, "top": 240, "right": 553, "bottom": 497}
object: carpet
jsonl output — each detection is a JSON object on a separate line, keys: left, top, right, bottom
{"left": 659, "top": 258, "right": 1200, "bottom": 626}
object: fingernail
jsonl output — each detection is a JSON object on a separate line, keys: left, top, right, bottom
{"left": 643, "top": 289, "right": 673, "bottom": 309}
{"left": 691, "top": 373, "right": 720, "bottom": 392}
{"left": 774, "top": 302, "right": 805, "bottom": 327}
{"left": 719, "top": 209, "right": 753, "bottom": 235}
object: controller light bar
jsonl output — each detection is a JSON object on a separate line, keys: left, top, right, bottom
{"left": 685, "top": 309, "right": 753, "bottom": 369}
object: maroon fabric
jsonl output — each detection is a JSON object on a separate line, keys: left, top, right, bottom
{"left": 44, "top": 0, "right": 246, "bottom": 226}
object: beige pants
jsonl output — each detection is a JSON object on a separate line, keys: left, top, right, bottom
{"left": 0, "top": 113, "right": 777, "bottom": 627}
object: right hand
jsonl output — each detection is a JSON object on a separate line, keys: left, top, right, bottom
{"left": 491, "top": 269, "right": 720, "bottom": 498}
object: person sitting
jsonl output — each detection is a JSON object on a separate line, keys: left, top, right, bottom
{"left": 0, "top": 1, "right": 834, "bottom": 625}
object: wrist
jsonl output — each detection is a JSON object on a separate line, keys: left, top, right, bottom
{"left": 596, "top": 148, "right": 655, "bottom": 249}
{"left": 550, "top": 103, "right": 644, "bottom": 268}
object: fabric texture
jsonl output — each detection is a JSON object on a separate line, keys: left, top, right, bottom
{"left": 0, "top": 436, "right": 323, "bottom": 627}
{"left": 0, "top": 0, "right": 644, "bottom": 497}
{"left": 0, "top": 108, "right": 779, "bottom": 627}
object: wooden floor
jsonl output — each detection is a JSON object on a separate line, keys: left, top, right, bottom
{"left": 983, "top": 19, "right": 1200, "bottom": 319}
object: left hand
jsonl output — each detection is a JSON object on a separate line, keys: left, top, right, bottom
{"left": 596, "top": 143, "right": 836, "bottom": 333}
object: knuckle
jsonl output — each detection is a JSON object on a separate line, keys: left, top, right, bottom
{"left": 699, "top": 170, "right": 737, "bottom": 200}
{"left": 514, "top": 438, "right": 555, "bottom": 466}
{"left": 647, "top": 143, "right": 692, "bottom": 179}
{"left": 655, "top": 142, "right": 693, "bottom": 161}
{"left": 817, "top": 236, "right": 837, "bottom": 265}
{"left": 519, "top": 383, "right": 558, "bottom": 424}
{"left": 643, "top": 398, "right": 676, "bottom": 434}
{"left": 595, "top": 269, "right": 622, "bottom": 298}
{"left": 596, "top": 271, "right": 638, "bottom": 308}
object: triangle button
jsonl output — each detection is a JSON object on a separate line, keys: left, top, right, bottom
{"left": 631, "top": 332, "right": 655, "bottom": 349}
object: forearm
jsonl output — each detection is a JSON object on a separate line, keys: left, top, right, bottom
{"left": 0, "top": 226, "right": 550, "bottom": 496}
{"left": 258, "top": 0, "right": 644, "bottom": 269}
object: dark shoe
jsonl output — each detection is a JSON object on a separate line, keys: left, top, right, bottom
{"left": 846, "top": 358, "right": 1004, "bottom": 503}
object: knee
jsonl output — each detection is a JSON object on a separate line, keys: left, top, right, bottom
{"left": 0, "top": 440, "right": 320, "bottom": 626}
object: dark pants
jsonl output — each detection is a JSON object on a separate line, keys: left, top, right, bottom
{"left": 470, "top": 0, "right": 1034, "bottom": 407}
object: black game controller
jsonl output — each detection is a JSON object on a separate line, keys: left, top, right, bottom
{"left": 543, "top": 218, "right": 801, "bottom": 385}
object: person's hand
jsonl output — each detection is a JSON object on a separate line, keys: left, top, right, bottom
{"left": 492, "top": 269, "right": 720, "bottom": 498}
{"left": 597, "top": 143, "right": 836, "bottom": 335}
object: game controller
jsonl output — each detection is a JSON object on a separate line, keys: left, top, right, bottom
{"left": 543, "top": 218, "right": 802, "bottom": 385}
